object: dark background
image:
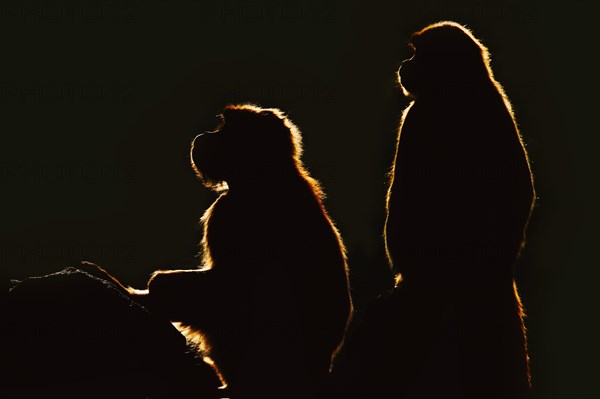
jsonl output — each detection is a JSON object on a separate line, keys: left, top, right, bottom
{"left": 2, "top": 1, "right": 598, "bottom": 397}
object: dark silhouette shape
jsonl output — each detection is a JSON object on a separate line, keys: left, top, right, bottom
{"left": 133, "top": 104, "right": 353, "bottom": 397}
{"left": 5, "top": 266, "right": 222, "bottom": 398}
{"left": 334, "top": 22, "right": 535, "bottom": 398}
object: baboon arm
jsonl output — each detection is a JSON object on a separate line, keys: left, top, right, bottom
{"left": 144, "top": 269, "right": 220, "bottom": 322}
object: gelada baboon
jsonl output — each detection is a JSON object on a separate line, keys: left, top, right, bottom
{"left": 388, "top": 22, "right": 535, "bottom": 289}
{"left": 337, "top": 22, "right": 535, "bottom": 398}
{"left": 137, "top": 104, "right": 353, "bottom": 397}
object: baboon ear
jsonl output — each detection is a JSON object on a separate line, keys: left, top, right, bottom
{"left": 258, "top": 110, "right": 287, "bottom": 132}
{"left": 258, "top": 109, "right": 279, "bottom": 123}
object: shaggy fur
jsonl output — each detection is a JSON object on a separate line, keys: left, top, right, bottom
{"left": 337, "top": 22, "right": 535, "bottom": 398}
{"left": 145, "top": 104, "right": 353, "bottom": 397}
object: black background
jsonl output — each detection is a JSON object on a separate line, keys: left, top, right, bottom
{"left": 3, "top": 1, "right": 598, "bottom": 397}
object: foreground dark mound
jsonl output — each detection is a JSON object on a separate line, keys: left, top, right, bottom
{"left": 5, "top": 267, "right": 222, "bottom": 398}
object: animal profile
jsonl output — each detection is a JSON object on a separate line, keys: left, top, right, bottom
{"left": 387, "top": 21, "right": 535, "bottom": 285}
{"left": 143, "top": 104, "right": 353, "bottom": 397}
{"left": 336, "top": 21, "right": 535, "bottom": 398}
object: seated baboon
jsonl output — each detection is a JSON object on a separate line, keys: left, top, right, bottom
{"left": 335, "top": 21, "right": 535, "bottom": 398}
{"left": 133, "top": 104, "right": 353, "bottom": 397}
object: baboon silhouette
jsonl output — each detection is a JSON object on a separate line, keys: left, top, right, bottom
{"left": 335, "top": 22, "right": 535, "bottom": 398}
{"left": 135, "top": 104, "right": 353, "bottom": 397}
